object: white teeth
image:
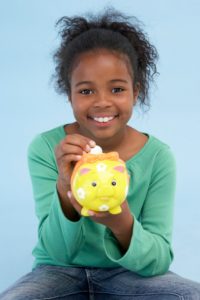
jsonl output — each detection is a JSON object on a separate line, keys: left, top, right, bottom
{"left": 93, "top": 116, "right": 114, "bottom": 123}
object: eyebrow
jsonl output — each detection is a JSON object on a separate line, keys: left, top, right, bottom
{"left": 75, "top": 79, "right": 128, "bottom": 87}
{"left": 75, "top": 81, "right": 93, "bottom": 88}
{"left": 110, "top": 79, "right": 129, "bottom": 84}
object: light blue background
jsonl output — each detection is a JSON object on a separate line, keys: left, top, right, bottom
{"left": 0, "top": 0, "right": 200, "bottom": 291}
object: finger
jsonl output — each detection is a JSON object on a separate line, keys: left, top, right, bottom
{"left": 121, "top": 200, "right": 130, "bottom": 211}
{"left": 56, "top": 144, "right": 84, "bottom": 159}
{"left": 55, "top": 139, "right": 84, "bottom": 156}
{"left": 57, "top": 154, "right": 82, "bottom": 166}
{"left": 55, "top": 139, "right": 95, "bottom": 159}
{"left": 89, "top": 211, "right": 111, "bottom": 218}
{"left": 63, "top": 134, "right": 96, "bottom": 150}
{"left": 67, "top": 190, "right": 83, "bottom": 215}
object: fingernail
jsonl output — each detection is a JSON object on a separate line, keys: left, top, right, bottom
{"left": 89, "top": 140, "right": 96, "bottom": 147}
{"left": 88, "top": 210, "right": 95, "bottom": 216}
{"left": 76, "top": 155, "right": 82, "bottom": 160}
{"left": 67, "top": 191, "right": 72, "bottom": 198}
{"left": 85, "top": 145, "right": 91, "bottom": 152}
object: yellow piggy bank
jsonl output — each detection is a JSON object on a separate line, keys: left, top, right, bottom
{"left": 71, "top": 149, "right": 129, "bottom": 216}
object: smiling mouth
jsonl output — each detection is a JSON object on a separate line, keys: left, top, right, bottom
{"left": 88, "top": 115, "right": 118, "bottom": 123}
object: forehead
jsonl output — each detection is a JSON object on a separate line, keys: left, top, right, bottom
{"left": 71, "top": 49, "right": 133, "bottom": 83}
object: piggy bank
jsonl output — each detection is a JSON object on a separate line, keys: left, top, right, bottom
{"left": 71, "top": 146, "right": 129, "bottom": 216}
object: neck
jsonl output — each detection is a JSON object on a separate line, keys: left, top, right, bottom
{"left": 74, "top": 122, "right": 130, "bottom": 153}
{"left": 96, "top": 131, "right": 128, "bottom": 153}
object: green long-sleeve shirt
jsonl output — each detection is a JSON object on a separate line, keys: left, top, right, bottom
{"left": 28, "top": 125, "right": 176, "bottom": 277}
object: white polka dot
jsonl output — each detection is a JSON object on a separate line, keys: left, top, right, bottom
{"left": 96, "top": 163, "right": 107, "bottom": 172}
{"left": 125, "top": 185, "right": 129, "bottom": 197}
{"left": 99, "top": 204, "right": 109, "bottom": 211}
{"left": 77, "top": 188, "right": 85, "bottom": 200}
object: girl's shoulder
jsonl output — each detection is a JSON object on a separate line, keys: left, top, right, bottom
{"left": 27, "top": 124, "right": 66, "bottom": 159}
{"left": 30, "top": 124, "right": 66, "bottom": 145}
{"left": 126, "top": 133, "right": 176, "bottom": 169}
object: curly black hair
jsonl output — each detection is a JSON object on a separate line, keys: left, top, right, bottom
{"left": 53, "top": 8, "right": 158, "bottom": 108}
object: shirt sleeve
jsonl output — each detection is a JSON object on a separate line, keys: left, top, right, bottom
{"left": 103, "top": 147, "right": 176, "bottom": 276}
{"left": 27, "top": 134, "right": 85, "bottom": 265}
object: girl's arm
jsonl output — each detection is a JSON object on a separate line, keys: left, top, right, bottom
{"left": 28, "top": 134, "right": 87, "bottom": 264}
{"left": 102, "top": 147, "right": 176, "bottom": 276}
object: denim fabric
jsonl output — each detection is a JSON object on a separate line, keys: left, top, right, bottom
{"left": 0, "top": 265, "right": 200, "bottom": 300}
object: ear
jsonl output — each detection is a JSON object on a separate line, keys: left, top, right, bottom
{"left": 133, "top": 82, "right": 140, "bottom": 105}
{"left": 67, "top": 90, "right": 72, "bottom": 103}
{"left": 79, "top": 168, "right": 91, "bottom": 175}
{"left": 113, "top": 165, "right": 125, "bottom": 173}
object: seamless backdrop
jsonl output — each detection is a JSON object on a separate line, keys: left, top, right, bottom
{"left": 0, "top": 0, "right": 200, "bottom": 291}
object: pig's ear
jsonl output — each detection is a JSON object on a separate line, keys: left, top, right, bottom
{"left": 79, "top": 168, "right": 91, "bottom": 175}
{"left": 113, "top": 165, "right": 125, "bottom": 173}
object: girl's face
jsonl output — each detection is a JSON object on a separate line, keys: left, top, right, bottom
{"left": 70, "top": 49, "right": 139, "bottom": 145}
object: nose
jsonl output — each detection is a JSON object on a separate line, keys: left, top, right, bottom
{"left": 97, "top": 184, "right": 114, "bottom": 197}
{"left": 93, "top": 92, "right": 112, "bottom": 108}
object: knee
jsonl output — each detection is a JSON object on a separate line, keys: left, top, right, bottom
{"left": 170, "top": 280, "right": 200, "bottom": 300}
{"left": 0, "top": 285, "right": 38, "bottom": 300}
{"left": 0, "top": 290, "right": 28, "bottom": 300}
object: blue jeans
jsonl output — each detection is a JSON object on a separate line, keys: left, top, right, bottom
{"left": 0, "top": 265, "right": 200, "bottom": 299}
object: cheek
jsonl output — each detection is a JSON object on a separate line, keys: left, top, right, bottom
{"left": 72, "top": 107, "right": 83, "bottom": 121}
{"left": 120, "top": 90, "right": 135, "bottom": 107}
{"left": 122, "top": 101, "right": 134, "bottom": 117}
{"left": 70, "top": 98, "right": 84, "bottom": 115}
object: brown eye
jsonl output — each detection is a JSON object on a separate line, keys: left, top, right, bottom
{"left": 112, "top": 87, "right": 124, "bottom": 93}
{"left": 111, "top": 180, "right": 117, "bottom": 186}
{"left": 91, "top": 182, "right": 97, "bottom": 187}
{"left": 80, "top": 89, "right": 93, "bottom": 95}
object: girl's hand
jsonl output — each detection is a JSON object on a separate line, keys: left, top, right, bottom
{"left": 54, "top": 134, "right": 96, "bottom": 220}
{"left": 55, "top": 134, "right": 96, "bottom": 188}
{"left": 68, "top": 190, "right": 134, "bottom": 251}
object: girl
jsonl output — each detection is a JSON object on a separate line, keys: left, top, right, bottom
{"left": 1, "top": 8, "right": 200, "bottom": 300}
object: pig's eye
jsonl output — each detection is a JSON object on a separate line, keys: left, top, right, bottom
{"left": 111, "top": 180, "right": 117, "bottom": 186}
{"left": 91, "top": 182, "right": 97, "bottom": 187}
